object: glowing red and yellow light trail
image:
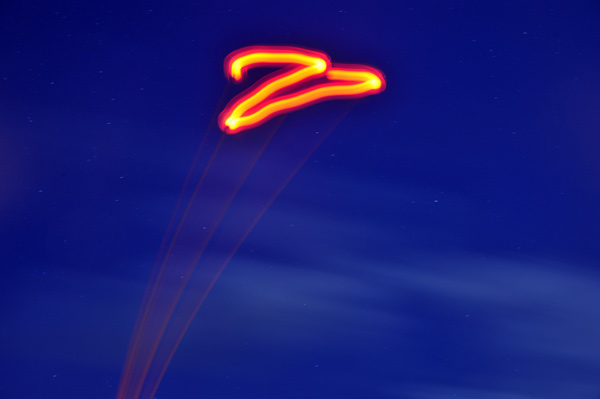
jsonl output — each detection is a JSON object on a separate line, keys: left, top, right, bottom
{"left": 218, "top": 46, "right": 386, "bottom": 134}
{"left": 116, "top": 45, "right": 386, "bottom": 399}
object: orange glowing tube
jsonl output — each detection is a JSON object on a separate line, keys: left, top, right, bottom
{"left": 218, "top": 46, "right": 386, "bottom": 134}
{"left": 116, "top": 45, "right": 387, "bottom": 399}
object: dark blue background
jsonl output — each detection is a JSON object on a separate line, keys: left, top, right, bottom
{"left": 1, "top": 1, "right": 599, "bottom": 398}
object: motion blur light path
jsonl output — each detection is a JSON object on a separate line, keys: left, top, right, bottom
{"left": 116, "top": 45, "right": 386, "bottom": 399}
{"left": 219, "top": 46, "right": 386, "bottom": 134}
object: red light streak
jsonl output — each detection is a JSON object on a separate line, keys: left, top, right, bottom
{"left": 116, "top": 45, "right": 386, "bottom": 399}
{"left": 218, "top": 46, "right": 386, "bottom": 134}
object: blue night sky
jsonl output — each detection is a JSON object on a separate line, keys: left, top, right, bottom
{"left": 1, "top": 1, "right": 600, "bottom": 399}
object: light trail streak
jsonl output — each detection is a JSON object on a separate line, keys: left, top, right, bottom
{"left": 219, "top": 46, "right": 386, "bottom": 134}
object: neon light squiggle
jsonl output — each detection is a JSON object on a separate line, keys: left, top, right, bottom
{"left": 218, "top": 46, "right": 386, "bottom": 134}
{"left": 116, "top": 46, "right": 387, "bottom": 399}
